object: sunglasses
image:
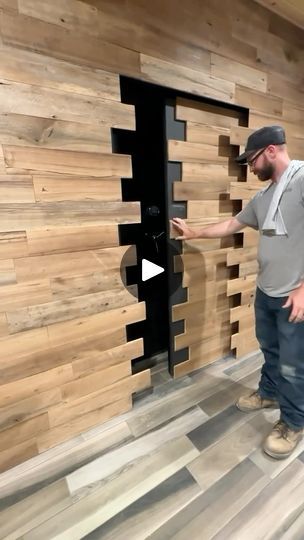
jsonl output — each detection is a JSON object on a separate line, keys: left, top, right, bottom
{"left": 245, "top": 147, "right": 266, "bottom": 167}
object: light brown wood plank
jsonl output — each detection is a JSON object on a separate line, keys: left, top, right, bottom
{"left": 173, "top": 345, "right": 228, "bottom": 377}
{"left": 0, "top": 201, "right": 140, "bottom": 232}
{"left": 0, "top": 327, "right": 126, "bottom": 385}
{"left": 37, "top": 397, "right": 132, "bottom": 453}
{"left": 0, "top": 10, "right": 141, "bottom": 76}
{"left": 0, "top": 44, "right": 121, "bottom": 101}
{"left": 33, "top": 176, "right": 122, "bottom": 202}
{"left": 3, "top": 146, "right": 132, "bottom": 177}
{"left": 0, "top": 412, "right": 49, "bottom": 453}
{"left": 27, "top": 225, "right": 119, "bottom": 256}
{"left": 0, "top": 79, "right": 135, "bottom": 129}
{"left": 229, "top": 181, "right": 263, "bottom": 200}
{"left": 230, "top": 303, "right": 254, "bottom": 323}
{"left": 186, "top": 122, "right": 231, "bottom": 145}
{"left": 15, "top": 245, "right": 136, "bottom": 282}
{"left": 0, "top": 364, "right": 73, "bottom": 408}
{"left": 0, "top": 326, "right": 48, "bottom": 363}
{"left": 187, "top": 199, "right": 234, "bottom": 218}
{"left": 0, "top": 439, "right": 38, "bottom": 474}
{"left": 230, "top": 125, "right": 254, "bottom": 146}
{"left": 0, "top": 388, "right": 62, "bottom": 432}
{"left": 227, "top": 275, "right": 257, "bottom": 296}
{"left": 168, "top": 140, "right": 232, "bottom": 163}
{"left": 50, "top": 270, "right": 123, "bottom": 300}
{"left": 0, "top": 0, "right": 18, "bottom": 10}
{"left": 0, "top": 230, "right": 29, "bottom": 260}
{"left": 0, "top": 113, "right": 112, "bottom": 153}
{"left": 0, "top": 279, "right": 52, "bottom": 311}
{"left": 231, "top": 327, "right": 258, "bottom": 351}
{"left": 0, "top": 312, "right": 8, "bottom": 337}
{"left": 227, "top": 246, "right": 257, "bottom": 266}
{"left": 182, "top": 162, "right": 237, "bottom": 182}
{"left": 211, "top": 53, "right": 267, "bottom": 92}
{"left": 0, "top": 174, "right": 35, "bottom": 202}
{"left": 175, "top": 319, "right": 231, "bottom": 351}
{"left": 140, "top": 54, "right": 235, "bottom": 103}
{"left": 49, "top": 369, "right": 150, "bottom": 429}
{"left": 62, "top": 360, "right": 131, "bottom": 404}
{"left": 249, "top": 112, "right": 304, "bottom": 140}
{"left": 47, "top": 302, "right": 146, "bottom": 347}
{"left": 72, "top": 337, "right": 143, "bottom": 378}
{"left": 176, "top": 98, "right": 240, "bottom": 127}
{"left": 235, "top": 85, "right": 283, "bottom": 115}
{"left": 6, "top": 286, "right": 138, "bottom": 334}
{"left": 267, "top": 72, "right": 304, "bottom": 107}
{"left": 18, "top": 0, "right": 211, "bottom": 74}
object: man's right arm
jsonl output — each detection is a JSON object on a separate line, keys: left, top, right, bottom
{"left": 171, "top": 216, "right": 246, "bottom": 240}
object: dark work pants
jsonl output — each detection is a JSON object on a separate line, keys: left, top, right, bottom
{"left": 255, "top": 287, "right": 304, "bottom": 430}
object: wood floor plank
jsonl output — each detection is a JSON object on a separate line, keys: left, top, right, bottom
{"left": 66, "top": 408, "right": 205, "bottom": 496}
{"left": 277, "top": 507, "right": 304, "bottom": 540}
{"left": 127, "top": 389, "right": 209, "bottom": 438}
{"left": 0, "top": 421, "right": 133, "bottom": 503}
{"left": 83, "top": 468, "right": 202, "bottom": 540}
{"left": 198, "top": 369, "right": 260, "bottom": 417}
{"left": 213, "top": 460, "right": 304, "bottom": 539}
{"left": 21, "top": 437, "right": 199, "bottom": 540}
{"left": 0, "top": 479, "right": 71, "bottom": 540}
{"left": 187, "top": 404, "right": 255, "bottom": 453}
{"left": 149, "top": 459, "right": 269, "bottom": 540}
{"left": 2, "top": 349, "right": 304, "bottom": 540}
{"left": 187, "top": 410, "right": 279, "bottom": 491}
{"left": 224, "top": 351, "right": 263, "bottom": 381}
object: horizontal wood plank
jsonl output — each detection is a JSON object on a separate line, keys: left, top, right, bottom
{"left": 27, "top": 225, "right": 119, "bottom": 255}
{"left": 3, "top": 146, "right": 132, "bottom": 177}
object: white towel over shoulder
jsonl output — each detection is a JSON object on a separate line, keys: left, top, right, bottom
{"left": 262, "top": 160, "right": 304, "bottom": 236}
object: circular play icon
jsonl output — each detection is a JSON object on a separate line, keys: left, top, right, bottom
{"left": 141, "top": 258, "right": 165, "bottom": 281}
{"left": 120, "top": 237, "right": 183, "bottom": 298}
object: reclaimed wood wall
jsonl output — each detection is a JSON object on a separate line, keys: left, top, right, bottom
{"left": 0, "top": 0, "right": 303, "bottom": 470}
{"left": 170, "top": 98, "right": 246, "bottom": 376}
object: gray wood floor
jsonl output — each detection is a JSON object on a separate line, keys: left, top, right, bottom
{"left": 1, "top": 351, "right": 304, "bottom": 539}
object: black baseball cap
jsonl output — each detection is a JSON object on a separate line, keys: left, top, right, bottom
{"left": 236, "top": 125, "right": 286, "bottom": 164}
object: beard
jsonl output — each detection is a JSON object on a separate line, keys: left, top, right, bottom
{"left": 255, "top": 162, "right": 275, "bottom": 182}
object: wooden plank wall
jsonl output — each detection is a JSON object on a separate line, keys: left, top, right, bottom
{"left": 0, "top": 0, "right": 154, "bottom": 473}
{"left": 0, "top": 0, "right": 303, "bottom": 470}
{"left": 170, "top": 98, "right": 246, "bottom": 376}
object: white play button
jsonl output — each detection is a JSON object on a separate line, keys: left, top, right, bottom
{"left": 142, "top": 258, "right": 164, "bottom": 282}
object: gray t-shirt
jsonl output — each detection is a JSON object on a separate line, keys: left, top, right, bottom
{"left": 236, "top": 169, "right": 304, "bottom": 297}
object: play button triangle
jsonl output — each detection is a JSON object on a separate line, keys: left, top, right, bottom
{"left": 142, "top": 258, "right": 164, "bottom": 282}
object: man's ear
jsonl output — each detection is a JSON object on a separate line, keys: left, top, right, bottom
{"left": 266, "top": 145, "right": 276, "bottom": 159}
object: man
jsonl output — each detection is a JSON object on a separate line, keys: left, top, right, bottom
{"left": 172, "top": 125, "right": 304, "bottom": 460}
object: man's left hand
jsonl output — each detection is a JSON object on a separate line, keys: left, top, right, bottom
{"left": 283, "top": 285, "right": 304, "bottom": 323}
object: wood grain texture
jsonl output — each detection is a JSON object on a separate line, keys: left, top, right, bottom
{"left": 33, "top": 176, "right": 122, "bottom": 202}
{"left": 0, "top": 80, "right": 135, "bottom": 129}
{"left": 0, "top": 0, "right": 302, "bottom": 472}
{"left": 0, "top": 114, "right": 112, "bottom": 153}
{"left": 3, "top": 146, "right": 132, "bottom": 177}
{"left": 0, "top": 10, "right": 141, "bottom": 75}
{"left": 2, "top": 352, "right": 297, "bottom": 539}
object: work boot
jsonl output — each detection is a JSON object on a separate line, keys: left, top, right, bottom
{"left": 263, "top": 420, "right": 304, "bottom": 459}
{"left": 236, "top": 390, "right": 278, "bottom": 412}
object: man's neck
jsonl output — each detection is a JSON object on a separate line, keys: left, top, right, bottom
{"left": 272, "top": 157, "right": 291, "bottom": 183}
